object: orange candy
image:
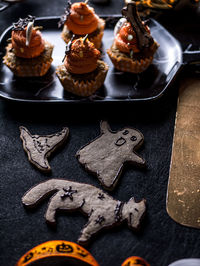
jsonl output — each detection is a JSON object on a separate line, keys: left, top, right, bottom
{"left": 66, "top": 2, "right": 99, "bottom": 35}
{"left": 64, "top": 37, "right": 100, "bottom": 74}
{"left": 12, "top": 28, "right": 45, "bottom": 58}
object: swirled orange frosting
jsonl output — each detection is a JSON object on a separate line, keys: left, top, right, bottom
{"left": 64, "top": 37, "right": 100, "bottom": 74}
{"left": 115, "top": 22, "right": 150, "bottom": 54}
{"left": 66, "top": 2, "right": 99, "bottom": 35}
{"left": 114, "top": 22, "right": 139, "bottom": 53}
{"left": 12, "top": 28, "right": 45, "bottom": 58}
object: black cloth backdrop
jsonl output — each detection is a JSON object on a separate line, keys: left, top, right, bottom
{"left": 0, "top": 1, "right": 200, "bottom": 266}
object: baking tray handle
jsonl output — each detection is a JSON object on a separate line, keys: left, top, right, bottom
{"left": 0, "top": 1, "right": 11, "bottom": 11}
{"left": 183, "top": 44, "right": 200, "bottom": 65}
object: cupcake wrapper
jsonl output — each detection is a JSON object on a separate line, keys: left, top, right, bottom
{"left": 3, "top": 41, "right": 54, "bottom": 77}
{"left": 56, "top": 60, "right": 108, "bottom": 97}
{"left": 107, "top": 48, "right": 153, "bottom": 73}
{"left": 61, "top": 19, "right": 105, "bottom": 49}
{"left": 107, "top": 42, "right": 158, "bottom": 73}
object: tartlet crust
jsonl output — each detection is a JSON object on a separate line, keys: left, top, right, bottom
{"left": 107, "top": 42, "right": 158, "bottom": 73}
{"left": 3, "top": 41, "right": 54, "bottom": 77}
{"left": 56, "top": 60, "right": 108, "bottom": 97}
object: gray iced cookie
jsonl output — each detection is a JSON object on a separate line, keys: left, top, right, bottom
{"left": 20, "top": 127, "right": 69, "bottom": 172}
{"left": 22, "top": 179, "right": 146, "bottom": 245}
{"left": 76, "top": 121, "right": 145, "bottom": 190}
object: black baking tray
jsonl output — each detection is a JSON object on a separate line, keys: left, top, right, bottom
{"left": 0, "top": 15, "right": 186, "bottom": 103}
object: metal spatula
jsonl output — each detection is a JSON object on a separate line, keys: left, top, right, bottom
{"left": 167, "top": 77, "right": 200, "bottom": 229}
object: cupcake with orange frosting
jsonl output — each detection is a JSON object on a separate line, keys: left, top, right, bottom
{"left": 59, "top": 0, "right": 105, "bottom": 49}
{"left": 3, "top": 15, "right": 53, "bottom": 77}
{"left": 56, "top": 35, "right": 108, "bottom": 97}
{"left": 107, "top": 2, "right": 158, "bottom": 73}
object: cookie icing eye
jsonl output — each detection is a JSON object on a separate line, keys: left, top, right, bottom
{"left": 115, "top": 137, "right": 126, "bottom": 146}
{"left": 123, "top": 130, "right": 129, "bottom": 135}
{"left": 131, "top": 136, "right": 137, "bottom": 141}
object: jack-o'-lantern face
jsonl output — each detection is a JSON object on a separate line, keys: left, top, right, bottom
{"left": 56, "top": 243, "right": 73, "bottom": 253}
{"left": 121, "top": 256, "right": 150, "bottom": 266}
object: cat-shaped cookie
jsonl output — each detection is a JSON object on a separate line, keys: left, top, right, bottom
{"left": 76, "top": 121, "right": 145, "bottom": 190}
{"left": 22, "top": 179, "right": 146, "bottom": 245}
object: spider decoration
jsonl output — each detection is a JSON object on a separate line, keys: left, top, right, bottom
{"left": 12, "top": 15, "right": 35, "bottom": 31}
{"left": 58, "top": 0, "right": 72, "bottom": 28}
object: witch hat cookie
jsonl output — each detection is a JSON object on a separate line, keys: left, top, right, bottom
{"left": 20, "top": 127, "right": 69, "bottom": 172}
{"left": 76, "top": 121, "right": 145, "bottom": 190}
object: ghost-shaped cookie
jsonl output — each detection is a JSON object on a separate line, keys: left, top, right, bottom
{"left": 76, "top": 121, "right": 145, "bottom": 190}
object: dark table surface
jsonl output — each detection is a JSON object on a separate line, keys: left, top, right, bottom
{"left": 0, "top": 1, "right": 200, "bottom": 266}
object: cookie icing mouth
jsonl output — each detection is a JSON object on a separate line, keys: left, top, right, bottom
{"left": 115, "top": 137, "right": 126, "bottom": 146}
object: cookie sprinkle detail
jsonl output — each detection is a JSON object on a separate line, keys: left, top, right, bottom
{"left": 61, "top": 186, "right": 77, "bottom": 201}
{"left": 95, "top": 215, "right": 105, "bottom": 225}
{"left": 12, "top": 15, "right": 35, "bottom": 31}
{"left": 114, "top": 201, "right": 123, "bottom": 222}
{"left": 33, "top": 139, "right": 45, "bottom": 153}
{"left": 98, "top": 193, "right": 105, "bottom": 200}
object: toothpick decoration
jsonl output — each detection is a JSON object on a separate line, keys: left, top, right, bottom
{"left": 84, "top": 0, "right": 89, "bottom": 4}
{"left": 62, "top": 34, "right": 76, "bottom": 62}
{"left": 83, "top": 34, "right": 89, "bottom": 44}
